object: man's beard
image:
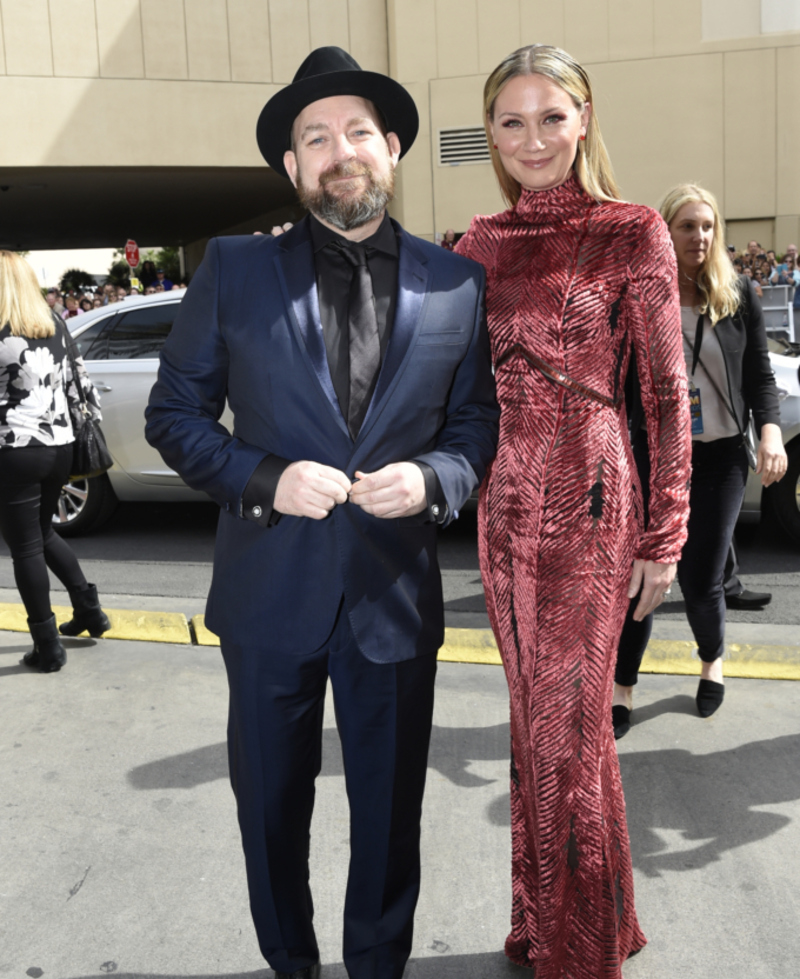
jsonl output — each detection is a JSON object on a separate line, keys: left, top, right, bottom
{"left": 296, "top": 159, "right": 395, "bottom": 232}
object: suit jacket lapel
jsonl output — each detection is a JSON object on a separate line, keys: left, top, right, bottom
{"left": 273, "top": 220, "right": 349, "bottom": 436}
{"left": 357, "top": 227, "right": 429, "bottom": 442}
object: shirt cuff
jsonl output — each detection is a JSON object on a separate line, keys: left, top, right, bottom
{"left": 411, "top": 461, "right": 447, "bottom": 524}
{"left": 240, "top": 455, "right": 292, "bottom": 527}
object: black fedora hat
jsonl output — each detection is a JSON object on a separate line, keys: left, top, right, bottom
{"left": 256, "top": 46, "right": 419, "bottom": 179}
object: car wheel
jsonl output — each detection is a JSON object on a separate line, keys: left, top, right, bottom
{"left": 765, "top": 439, "right": 800, "bottom": 545}
{"left": 53, "top": 474, "right": 118, "bottom": 537}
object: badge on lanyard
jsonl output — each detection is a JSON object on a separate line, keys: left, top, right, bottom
{"left": 689, "top": 381, "right": 703, "bottom": 434}
{"left": 685, "top": 312, "right": 705, "bottom": 436}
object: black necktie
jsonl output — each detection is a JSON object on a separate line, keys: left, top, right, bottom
{"left": 334, "top": 240, "right": 381, "bottom": 438}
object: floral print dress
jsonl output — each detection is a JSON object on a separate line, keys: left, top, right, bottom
{"left": 0, "top": 317, "right": 100, "bottom": 449}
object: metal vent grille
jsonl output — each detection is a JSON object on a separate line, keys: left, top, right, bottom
{"left": 438, "top": 127, "right": 491, "bottom": 166}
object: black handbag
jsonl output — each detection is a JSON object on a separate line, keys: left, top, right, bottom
{"left": 63, "top": 327, "right": 113, "bottom": 479}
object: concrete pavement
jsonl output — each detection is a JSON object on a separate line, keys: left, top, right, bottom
{"left": 2, "top": 621, "right": 800, "bottom": 979}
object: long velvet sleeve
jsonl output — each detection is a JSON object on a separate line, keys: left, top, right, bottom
{"left": 626, "top": 212, "right": 692, "bottom": 564}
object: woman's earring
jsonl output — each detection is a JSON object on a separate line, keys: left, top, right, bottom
{"left": 579, "top": 134, "right": 586, "bottom": 141}
{"left": 493, "top": 143, "right": 498, "bottom": 149}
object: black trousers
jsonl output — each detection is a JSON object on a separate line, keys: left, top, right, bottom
{"left": 221, "top": 600, "right": 438, "bottom": 979}
{"left": 0, "top": 444, "right": 87, "bottom": 623}
{"left": 616, "top": 434, "right": 748, "bottom": 685}
{"left": 723, "top": 536, "right": 743, "bottom": 598}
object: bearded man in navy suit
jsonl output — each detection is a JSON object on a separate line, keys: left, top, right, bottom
{"left": 145, "top": 47, "right": 498, "bottom": 979}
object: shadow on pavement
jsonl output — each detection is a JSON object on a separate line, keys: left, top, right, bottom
{"left": 62, "top": 950, "right": 524, "bottom": 979}
{"left": 127, "top": 722, "right": 512, "bottom": 791}
{"left": 625, "top": 693, "right": 697, "bottom": 723}
{"left": 620, "top": 732, "right": 800, "bottom": 877}
{"left": 481, "top": 731, "right": 800, "bottom": 880}
{"left": 125, "top": 714, "right": 800, "bottom": 885}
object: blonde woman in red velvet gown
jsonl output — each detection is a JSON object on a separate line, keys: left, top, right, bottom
{"left": 455, "top": 46, "right": 692, "bottom": 979}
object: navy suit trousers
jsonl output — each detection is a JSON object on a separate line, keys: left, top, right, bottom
{"left": 221, "top": 601, "right": 437, "bottom": 978}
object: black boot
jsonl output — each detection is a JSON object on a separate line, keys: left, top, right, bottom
{"left": 24, "top": 615, "right": 67, "bottom": 673}
{"left": 58, "top": 584, "right": 110, "bottom": 637}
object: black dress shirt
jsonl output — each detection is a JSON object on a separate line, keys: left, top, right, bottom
{"left": 242, "top": 213, "right": 445, "bottom": 527}
{"left": 310, "top": 211, "right": 397, "bottom": 421}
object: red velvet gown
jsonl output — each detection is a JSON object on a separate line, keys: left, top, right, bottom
{"left": 456, "top": 175, "right": 691, "bottom": 979}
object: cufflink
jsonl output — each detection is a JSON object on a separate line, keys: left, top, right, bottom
{"left": 431, "top": 504, "right": 440, "bottom": 517}
{"left": 252, "top": 505, "right": 263, "bottom": 518}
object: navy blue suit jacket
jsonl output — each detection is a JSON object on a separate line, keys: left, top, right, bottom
{"left": 145, "top": 217, "right": 499, "bottom": 661}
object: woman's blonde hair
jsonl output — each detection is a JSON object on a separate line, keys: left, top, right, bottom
{"left": 658, "top": 183, "right": 740, "bottom": 324}
{"left": 0, "top": 250, "right": 55, "bottom": 338}
{"left": 483, "top": 44, "right": 621, "bottom": 208}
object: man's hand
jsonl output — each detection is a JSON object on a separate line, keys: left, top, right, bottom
{"left": 628, "top": 559, "right": 677, "bottom": 622}
{"left": 273, "top": 461, "right": 351, "bottom": 519}
{"left": 348, "top": 463, "right": 427, "bottom": 518}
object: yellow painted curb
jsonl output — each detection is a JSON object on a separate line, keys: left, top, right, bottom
{"left": 439, "top": 627, "right": 502, "bottom": 664}
{"left": 0, "top": 603, "right": 191, "bottom": 645}
{"left": 641, "top": 639, "right": 800, "bottom": 681}
{"left": 434, "top": 628, "right": 800, "bottom": 681}
{"left": 192, "top": 614, "right": 220, "bottom": 647}
{"left": 2, "top": 605, "right": 798, "bottom": 679}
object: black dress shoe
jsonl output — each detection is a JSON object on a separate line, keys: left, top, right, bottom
{"left": 274, "top": 964, "right": 320, "bottom": 979}
{"left": 725, "top": 589, "right": 772, "bottom": 610}
{"left": 612, "top": 705, "right": 632, "bottom": 740}
{"left": 696, "top": 678, "right": 725, "bottom": 717}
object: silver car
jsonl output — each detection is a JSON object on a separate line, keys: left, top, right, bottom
{"left": 740, "top": 344, "right": 800, "bottom": 543}
{"left": 57, "top": 291, "right": 232, "bottom": 535}
{"left": 57, "top": 294, "right": 800, "bottom": 542}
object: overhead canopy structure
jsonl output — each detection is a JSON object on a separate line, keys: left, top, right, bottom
{"left": 0, "top": 166, "right": 300, "bottom": 251}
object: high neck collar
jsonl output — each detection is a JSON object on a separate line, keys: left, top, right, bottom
{"left": 514, "top": 171, "right": 594, "bottom": 220}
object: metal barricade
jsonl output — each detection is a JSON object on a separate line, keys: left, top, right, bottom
{"left": 759, "top": 284, "right": 796, "bottom": 342}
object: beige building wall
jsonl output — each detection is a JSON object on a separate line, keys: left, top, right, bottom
{"left": 0, "top": 0, "right": 388, "bottom": 171}
{"left": 387, "top": 0, "right": 800, "bottom": 250}
{"left": 0, "top": 0, "right": 798, "bottom": 254}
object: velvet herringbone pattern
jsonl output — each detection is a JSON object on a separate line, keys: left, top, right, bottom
{"left": 457, "top": 174, "right": 691, "bottom": 979}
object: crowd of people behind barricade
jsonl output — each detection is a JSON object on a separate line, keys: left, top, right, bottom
{"left": 43, "top": 259, "right": 189, "bottom": 320}
{"left": 731, "top": 239, "right": 800, "bottom": 300}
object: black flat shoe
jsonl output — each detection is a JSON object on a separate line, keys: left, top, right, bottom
{"left": 725, "top": 589, "right": 771, "bottom": 611}
{"left": 696, "top": 678, "right": 725, "bottom": 717}
{"left": 612, "top": 704, "right": 632, "bottom": 740}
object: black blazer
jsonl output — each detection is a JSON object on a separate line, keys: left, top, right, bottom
{"left": 627, "top": 276, "right": 781, "bottom": 438}
{"left": 145, "top": 218, "right": 499, "bottom": 661}
{"left": 716, "top": 276, "right": 781, "bottom": 437}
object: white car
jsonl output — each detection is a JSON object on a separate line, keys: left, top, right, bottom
{"left": 57, "top": 291, "right": 233, "bottom": 535}
{"left": 740, "top": 345, "right": 800, "bottom": 543}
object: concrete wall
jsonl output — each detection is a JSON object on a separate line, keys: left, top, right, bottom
{"left": 0, "top": 0, "right": 388, "bottom": 171}
{"left": 384, "top": 0, "right": 800, "bottom": 248}
{"left": 1, "top": 1, "right": 798, "bottom": 253}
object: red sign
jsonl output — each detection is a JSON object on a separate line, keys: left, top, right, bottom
{"left": 124, "top": 239, "right": 139, "bottom": 268}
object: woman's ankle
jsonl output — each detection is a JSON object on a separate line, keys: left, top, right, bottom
{"left": 612, "top": 683, "right": 634, "bottom": 709}
{"left": 700, "top": 657, "right": 724, "bottom": 684}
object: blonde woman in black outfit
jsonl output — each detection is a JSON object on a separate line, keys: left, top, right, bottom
{"left": 0, "top": 251, "right": 110, "bottom": 672}
{"left": 612, "top": 184, "right": 786, "bottom": 731}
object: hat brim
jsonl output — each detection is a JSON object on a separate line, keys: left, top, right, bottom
{"left": 256, "top": 70, "right": 419, "bottom": 179}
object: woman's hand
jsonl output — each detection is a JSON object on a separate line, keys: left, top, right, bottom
{"left": 627, "top": 559, "right": 677, "bottom": 622}
{"left": 756, "top": 422, "right": 788, "bottom": 486}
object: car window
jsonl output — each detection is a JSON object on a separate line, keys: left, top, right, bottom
{"left": 74, "top": 316, "right": 118, "bottom": 360}
{"left": 104, "top": 304, "right": 178, "bottom": 360}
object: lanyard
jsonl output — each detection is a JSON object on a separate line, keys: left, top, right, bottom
{"left": 689, "top": 312, "right": 704, "bottom": 378}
